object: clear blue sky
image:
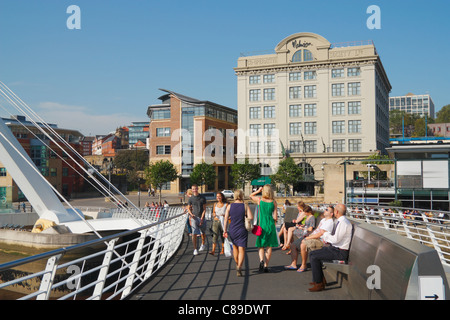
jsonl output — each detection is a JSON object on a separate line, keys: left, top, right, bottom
{"left": 1, "top": 0, "right": 449, "bottom": 135}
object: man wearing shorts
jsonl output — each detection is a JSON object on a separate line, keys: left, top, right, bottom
{"left": 188, "top": 185, "right": 207, "bottom": 255}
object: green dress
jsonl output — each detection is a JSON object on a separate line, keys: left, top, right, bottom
{"left": 255, "top": 200, "right": 279, "bottom": 247}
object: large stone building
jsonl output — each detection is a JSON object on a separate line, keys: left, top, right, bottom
{"left": 235, "top": 32, "right": 391, "bottom": 195}
{"left": 147, "top": 89, "right": 237, "bottom": 193}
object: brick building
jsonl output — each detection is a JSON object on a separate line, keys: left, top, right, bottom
{"left": 147, "top": 89, "right": 237, "bottom": 193}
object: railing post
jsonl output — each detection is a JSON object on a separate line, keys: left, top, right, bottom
{"left": 121, "top": 231, "right": 148, "bottom": 298}
{"left": 37, "top": 254, "right": 63, "bottom": 300}
{"left": 91, "top": 238, "right": 118, "bottom": 300}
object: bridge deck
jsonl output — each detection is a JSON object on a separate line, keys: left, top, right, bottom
{"left": 129, "top": 223, "right": 351, "bottom": 301}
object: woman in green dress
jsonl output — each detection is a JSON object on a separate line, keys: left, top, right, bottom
{"left": 250, "top": 185, "right": 279, "bottom": 272}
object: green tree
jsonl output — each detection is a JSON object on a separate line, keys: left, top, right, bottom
{"left": 190, "top": 162, "right": 217, "bottom": 193}
{"left": 114, "top": 149, "right": 149, "bottom": 172}
{"left": 230, "top": 158, "right": 261, "bottom": 192}
{"left": 270, "top": 157, "right": 303, "bottom": 196}
{"left": 145, "top": 160, "right": 178, "bottom": 203}
{"left": 436, "top": 104, "right": 450, "bottom": 123}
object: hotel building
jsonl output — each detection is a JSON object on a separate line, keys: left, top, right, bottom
{"left": 389, "top": 93, "right": 435, "bottom": 119}
{"left": 235, "top": 32, "right": 391, "bottom": 194}
{"left": 147, "top": 89, "right": 237, "bottom": 193}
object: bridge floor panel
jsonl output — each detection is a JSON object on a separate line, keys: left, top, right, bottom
{"left": 130, "top": 222, "right": 351, "bottom": 301}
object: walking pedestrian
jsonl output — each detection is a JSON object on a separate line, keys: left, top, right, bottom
{"left": 223, "top": 190, "right": 253, "bottom": 276}
{"left": 250, "top": 185, "right": 279, "bottom": 273}
{"left": 209, "top": 192, "right": 227, "bottom": 256}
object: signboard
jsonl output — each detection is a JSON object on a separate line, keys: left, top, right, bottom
{"left": 419, "top": 276, "right": 445, "bottom": 300}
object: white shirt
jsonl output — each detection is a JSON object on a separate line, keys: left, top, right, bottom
{"left": 322, "top": 216, "right": 352, "bottom": 250}
{"left": 311, "top": 218, "right": 334, "bottom": 240}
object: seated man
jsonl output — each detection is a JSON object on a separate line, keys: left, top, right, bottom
{"left": 308, "top": 204, "right": 352, "bottom": 292}
{"left": 284, "top": 205, "right": 334, "bottom": 272}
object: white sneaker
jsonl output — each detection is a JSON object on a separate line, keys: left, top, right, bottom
{"left": 199, "top": 244, "right": 206, "bottom": 252}
{"left": 193, "top": 249, "right": 198, "bottom": 256}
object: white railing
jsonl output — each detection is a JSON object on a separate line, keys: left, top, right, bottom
{"left": 345, "top": 205, "right": 450, "bottom": 268}
{"left": 0, "top": 207, "right": 187, "bottom": 300}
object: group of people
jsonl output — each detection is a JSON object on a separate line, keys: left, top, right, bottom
{"left": 184, "top": 184, "right": 353, "bottom": 292}
{"left": 281, "top": 202, "right": 352, "bottom": 292}
{"left": 185, "top": 184, "right": 278, "bottom": 277}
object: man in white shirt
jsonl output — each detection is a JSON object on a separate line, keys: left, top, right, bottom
{"left": 308, "top": 204, "right": 352, "bottom": 292}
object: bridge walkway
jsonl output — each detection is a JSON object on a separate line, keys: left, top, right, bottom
{"left": 129, "top": 223, "right": 351, "bottom": 301}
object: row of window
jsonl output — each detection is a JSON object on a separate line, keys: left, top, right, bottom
{"left": 248, "top": 67, "right": 361, "bottom": 85}
{"left": 249, "top": 101, "right": 362, "bottom": 119}
{"left": 248, "top": 119, "right": 362, "bottom": 136}
{"left": 248, "top": 82, "right": 361, "bottom": 102}
{"left": 248, "top": 138, "right": 361, "bottom": 154}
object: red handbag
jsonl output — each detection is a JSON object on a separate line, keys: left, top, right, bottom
{"left": 252, "top": 205, "right": 262, "bottom": 235}
{"left": 252, "top": 225, "right": 262, "bottom": 236}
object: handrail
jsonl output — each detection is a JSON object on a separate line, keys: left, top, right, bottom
{"left": 345, "top": 204, "right": 450, "bottom": 267}
{"left": 0, "top": 207, "right": 187, "bottom": 300}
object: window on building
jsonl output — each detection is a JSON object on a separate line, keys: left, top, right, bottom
{"left": 332, "top": 83, "right": 345, "bottom": 96}
{"left": 304, "top": 122, "right": 317, "bottom": 135}
{"left": 289, "top": 72, "right": 301, "bottom": 81}
{"left": 289, "top": 86, "right": 302, "bottom": 99}
{"left": 347, "top": 67, "right": 361, "bottom": 77}
{"left": 303, "top": 49, "right": 313, "bottom": 61}
{"left": 332, "top": 102, "right": 345, "bottom": 115}
{"left": 156, "top": 145, "right": 171, "bottom": 155}
{"left": 264, "top": 123, "right": 276, "bottom": 136}
{"left": 304, "top": 104, "right": 317, "bottom": 117}
{"left": 289, "top": 105, "right": 302, "bottom": 117}
{"left": 250, "top": 142, "right": 260, "bottom": 154}
{"left": 304, "top": 140, "right": 317, "bottom": 153}
{"left": 332, "top": 69, "right": 344, "bottom": 78}
{"left": 332, "top": 139, "right": 345, "bottom": 152}
{"left": 264, "top": 88, "right": 275, "bottom": 101}
{"left": 289, "top": 141, "right": 302, "bottom": 153}
{"left": 156, "top": 127, "right": 171, "bottom": 137}
{"left": 304, "top": 85, "right": 317, "bottom": 98}
{"left": 152, "top": 109, "right": 171, "bottom": 120}
{"left": 289, "top": 122, "right": 302, "bottom": 135}
{"left": 249, "top": 124, "right": 261, "bottom": 136}
{"left": 348, "top": 120, "right": 362, "bottom": 133}
{"left": 249, "top": 75, "right": 260, "bottom": 84}
{"left": 264, "top": 106, "right": 276, "bottom": 119}
{"left": 249, "top": 107, "right": 261, "bottom": 119}
{"left": 0, "top": 168, "right": 6, "bottom": 177}
{"left": 249, "top": 89, "right": 261, "bottom": 101}
{"left": 304, "top": 71, "right": 317, "bottom": 80}
{"left": 332, "top": 121, "right": 345, "bottom": 134}
{"left": 348, "top": 139, "right": 362, "bottom": 152}
{"left": 263, "top": 74, "right": 275, "bottom": 83}
{"left": 264, "top": 141, "right": 276, "bottom": 154}
{"left": 348, "top": 82, "right": 361, "bottom": 96}
{"left": 348, "top": 101, "right": 361, "bottom": 114}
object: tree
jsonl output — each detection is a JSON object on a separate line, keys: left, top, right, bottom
{"left": 230, "top": 158, "right": 261, "bottom": 192}
{"left": 190, "top": 162, "right": 217, "bottom": 193}
{"left": 114, "top": 149, "right": 148, "bottom": 172}
{"left": 436, "top": 104, "right": 450, "bottom": 123}
{"left": 270, "top": 157, "right": 303, "bottom": 196}
{"left": 145, "top": 160, "right": 178, "bottom": 203}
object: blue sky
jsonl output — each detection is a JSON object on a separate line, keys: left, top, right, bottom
{"left": 1, "top": 0, "right": 449, "bottom": 135}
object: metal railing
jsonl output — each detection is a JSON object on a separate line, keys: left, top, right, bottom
{"left": 345, "top": 205, "right": 450, "bottom": 268}
{"left": 0, "top": 207, "right": 187, "bottom": 300}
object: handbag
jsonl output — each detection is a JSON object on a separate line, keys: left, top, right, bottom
{"left": 252, "top": 204, "right": 262, "bottom": 236}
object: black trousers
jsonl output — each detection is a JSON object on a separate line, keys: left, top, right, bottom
{"left": 309, "top": 245, "right": 349, "bottom": 283}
